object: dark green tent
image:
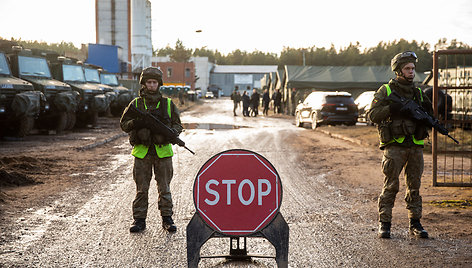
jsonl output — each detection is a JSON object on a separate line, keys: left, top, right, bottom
{"left": 284, "top": 65, "right": 425, "bottom": 90}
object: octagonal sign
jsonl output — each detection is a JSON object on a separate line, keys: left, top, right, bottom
{"left": 193, "top": 149, "right": 282, "bottom": 236}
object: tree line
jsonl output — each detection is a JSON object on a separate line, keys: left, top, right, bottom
{"left": 2, "top": 36, "right": 471, "bottom": 73}
{"left": 156, "top": 38, "right": 471, "bottom": 72}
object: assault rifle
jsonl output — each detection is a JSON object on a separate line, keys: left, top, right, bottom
{"left": 387, "top": 91, "right": 459, "bottom": 144}
{"left": 127, "top": 104, "right": 195, "bottom": 154}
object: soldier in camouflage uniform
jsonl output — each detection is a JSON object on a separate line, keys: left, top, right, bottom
{"left": 368, "top": 51, "right": 431, "bottom": 239}
{"left": 120, "top": 67, "right": 183, "bottom": 233}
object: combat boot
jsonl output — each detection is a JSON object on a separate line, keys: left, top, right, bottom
{"left": 409, "top": 219, "right": 428, "bottom": 238}
{"left": 162, "top": 216, "right": 177, "bottom": 232}
{"left": 129, "top": 218, "right": 146, "bottom": 233}
{"left": 378, "top": 222, "right": 391, "bottom": 238}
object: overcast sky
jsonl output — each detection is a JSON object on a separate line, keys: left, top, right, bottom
{"left": 1, "top": 0, "right": 471, "bottom": 55}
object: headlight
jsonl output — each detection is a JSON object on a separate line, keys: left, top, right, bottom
{"left": 45, "top": 104, "right": 50, "bottom": 110}
{"left": 0, "top": 106, "right": 5, "bottom": 113}
{"left": 84, "top": 104, "right": 88, "bottom": 110}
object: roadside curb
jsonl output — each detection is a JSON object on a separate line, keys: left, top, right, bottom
{"left": 76, "top": 132, "right": 127, "bottom": 151}
{"left": 317, "top": 128, "right": 365, "bottom": 146}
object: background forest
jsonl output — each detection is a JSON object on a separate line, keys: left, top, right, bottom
{"left": 3, "top": 37, "right": 471, "bottom": 73}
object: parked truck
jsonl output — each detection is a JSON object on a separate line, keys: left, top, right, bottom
{"left": 100, "top": 71, "right": 134, "bottom": 117}
{"left": 83, "top": 63, "right": 115, "bottom": 116}
{"left": 0, "top": 39, "right": 50, "bottom": 137}
{"left": 0, "top": 50, "right": 40, "bottom": 137}
{"left": 49, "top": 56, "right": 108, "bottom": 128}
{"left": 2, "top": 43, "right": 79, "bottom": 133}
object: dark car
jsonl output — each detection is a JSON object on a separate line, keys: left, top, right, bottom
{"left": 295, "top": 91, "right": 358, "bottom": 129}
{"left": 354, "top": 91, "right": 375, "bottom": 125}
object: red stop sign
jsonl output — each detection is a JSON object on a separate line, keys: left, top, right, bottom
{"left": 194, "top": 149, "right": 282, "bottom": 236}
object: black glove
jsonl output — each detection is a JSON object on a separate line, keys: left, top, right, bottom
{"left": 132, "top": 118, "right": 147, "bottom": 129}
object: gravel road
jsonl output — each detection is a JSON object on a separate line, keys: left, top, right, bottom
{"left": 1, "top": 98, "right": 471, "bottom": 267}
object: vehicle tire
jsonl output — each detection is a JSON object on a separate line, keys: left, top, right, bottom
{"left": 55, "top": 111, "right": 68, "bottom": 134}
{"left": 66, "top": 112, "right": 77, "bottom": 130}
{"left": 295, "top": 113, "right": 304, "bottom": 127}
{"left": 17, "top": 115, "right": 35, "bottom": 137}
{"left": 311, "top": 113, "right": 318, "bottom": 130}
{"left": 89, "top": 111, "right": 99, "bottom": 127}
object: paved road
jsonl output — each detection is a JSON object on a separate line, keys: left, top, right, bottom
{"left": 1, "top": 98, "right": 471, "bottom": 267}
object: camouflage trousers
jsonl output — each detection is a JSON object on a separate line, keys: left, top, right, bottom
{"left": 378, "top": 145, "right": 424, "bottom": 223}
{"left": 132, "top": 153, "right": 174, "bottom": 219}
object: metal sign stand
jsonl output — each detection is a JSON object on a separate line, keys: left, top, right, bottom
{"left": 186, "top": 212, "right": 289, "bottom": 267}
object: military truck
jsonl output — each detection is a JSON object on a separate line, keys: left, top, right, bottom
{"left": 49, "top": 56, "right": 108, "bottom": 128}
{"left": 2, "top": 44, "right": 79, "bottom": 133}
{"left": 100, "top": 71, "right": 134, "bottom": 117}
{"left": 0, "top": 50, "right": 40, "bottom": 137}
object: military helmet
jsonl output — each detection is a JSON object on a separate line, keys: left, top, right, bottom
{"left": 391, "top": 51, "right": 418, "bottom": 72}
{"left": 139, "top": 67, "right": 163, "bottom": 86}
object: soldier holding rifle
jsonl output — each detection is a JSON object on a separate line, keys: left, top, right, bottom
{"left": 368, "top": 51, "right": 432, "bottom": 239}
{"left": 120, "top": 67, "right": 183, "bottom": 233}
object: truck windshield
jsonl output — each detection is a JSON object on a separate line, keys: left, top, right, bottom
{"left": 84, "top": 68, "right": 100, "bottom": 83}
{"left": 18, "top": 56, "right": 52, "bottom": 78}
{"left": 100, "top": 73, "right": 119, "bottom": 86}
{"left": 0, "top": 53, "right": 11, "bottom": 75}
{"left": 63, "top": 65, "right": 85, "bottom": 82}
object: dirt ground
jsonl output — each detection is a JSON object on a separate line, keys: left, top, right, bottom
{"left": 293, "top": 124, "right": 472, "bottom": 241}
{"left": 0, "top": 100, "right": 471, "bottom": 265}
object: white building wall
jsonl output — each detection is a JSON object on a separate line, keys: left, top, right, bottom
{"left": 131, "top": 0, "right": 152, "bottom": 72}
{"left": 191, "top": 57, "right": 213, "bottom": 92}
{"left": 96, "top": 0, "right": 130, "bottom": 65}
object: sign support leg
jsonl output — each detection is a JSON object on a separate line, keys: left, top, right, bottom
{"left": 186, "top": 214, "right": 215, "bottom": 268}
{"left": 260, "top": 213, "right": 289, "bottom": 268}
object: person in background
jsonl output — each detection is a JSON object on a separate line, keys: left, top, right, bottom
{"left": 272, "top": 89, "right": 282, "bottom": 114}
{"left": 230, "top": 86, "right": 241, "bottom": 116}
{"left": 242, "top": 91, "right": 250, "bottom": 117}
{"left": 250, "top": 88, "right": 260, "bottom": 117}
{"left": 262, "top": 88, "right": 270, "bottom": 116}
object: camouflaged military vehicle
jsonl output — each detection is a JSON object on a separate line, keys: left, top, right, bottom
{"left": 99, "top": 71, "right": 134, "bottom": 117}
{"left": 3, "top": 44, "right": 79, "bottom": 133}
{"left": 0, "top": 49, "right": 40, "bottom": 137}
{"left": 49, "top": 56, "right": 108, "bottom": 128}
{"left": 83, "top": 64, "right": 115, "bottom": 116}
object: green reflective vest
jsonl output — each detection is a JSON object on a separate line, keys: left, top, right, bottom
{"left": 381, "top": 84, "right": 425, "bottom": 146}
{"left": 131, "top": 97, "right": 174, "bottom": 159}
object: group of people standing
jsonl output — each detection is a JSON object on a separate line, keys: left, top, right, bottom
{"left": 231, "top": 86, "right": 282, "bottom": 117}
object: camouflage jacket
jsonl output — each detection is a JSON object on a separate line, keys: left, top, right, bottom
{"left": 368, "top": 79, "right": 433, "bottom": 148}
{"left": 120, "top": 89, "right": 183, "bottom": 146}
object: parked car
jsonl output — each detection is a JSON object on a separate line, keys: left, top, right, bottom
{"left": 354, "top": 91, "right": 375, "bottom": 125}
{"left": 295, "top": 91, "right": 358, "bottom": 129}
{"left": 205, "top": 91, "right": 214, "bottom": 99}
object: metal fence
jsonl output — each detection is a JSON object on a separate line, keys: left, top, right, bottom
{"left": 432, "top": 49, "right": 472, "bottom": 186}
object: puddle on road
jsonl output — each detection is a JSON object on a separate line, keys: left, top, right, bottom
{"left": 183, "top": 123, "right": 249, "bottom": 130}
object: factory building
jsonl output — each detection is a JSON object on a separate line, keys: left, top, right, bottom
{"left": 95, "top": 0, "right": 152, "bottom": 75}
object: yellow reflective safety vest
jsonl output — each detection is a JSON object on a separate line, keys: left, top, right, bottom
{"left": 381, "top": 84, "right": 424, "bottom": 147}
{"left": 131, "top": 97, "right": 174, "bottom": 159}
